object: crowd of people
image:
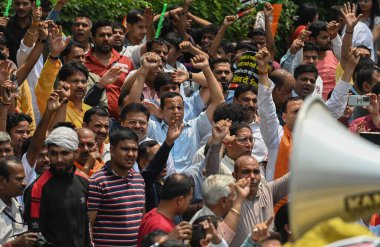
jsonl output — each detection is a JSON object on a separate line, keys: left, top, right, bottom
{"left": 0, "top": 0, "right": 380, "bottom": 246}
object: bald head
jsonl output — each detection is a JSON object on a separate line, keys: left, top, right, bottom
{"left": 77, "top": 128, "right": 95, "bottom": 139}
{"left": 270, "top": 69, "right": 295, "bottom": 110}
{"left": 233, "top": 155, "right": 261, "bottom": 198}
{"left": 235, "top": 155, "right": 259, "bottom": 172}
{"left": 76, "top": 128, "right": 97, "bottom": 165}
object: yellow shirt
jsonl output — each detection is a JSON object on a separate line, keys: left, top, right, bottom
{"left": 66, "top": 101, "right": 92, "bottom": 129}
{"left": 335, "top": 62, "right": 354, "bottom": 85}
{"left": 17, "top": 81, "right": 36, "bottom": 134}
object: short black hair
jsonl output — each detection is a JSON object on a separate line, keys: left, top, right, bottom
{"left": 126, "top": 9, "right": 144, "bottom": 25}
{"left": 229, "top": 121, "right": 251, "bottom": 136}
{"left": 141, "top": 230, "right": 168, "bottom": 247}
{"left": 355, "top": 60, "right": 378, "bottom": 91}
{"left": 201, "top": 24, "right": 219, "bottom": 37}
{"left": 120, "top": 103, "right": 150, "bottom": 122}
{"left": 294, "top": 64, "right": 318, "bottom": 80}
{"left": 210, "top": 57, "right": 231, "bottom": 71}
{"left": 295, "top": 3, "right": 318, "bottom": 26}
{"left": 213, "top": 103, "right": 250, "bottom": 123}
{"left": 91, "top": 20, "right": 113, "bottom": 37}
{"left": 235, "top": 41, "right": 257, "bottom": 53}
{"left": 221, "top": 39, "right": 234, "bottom": 54}
{"left": 247, "top": 28, "right": 266, "bottom": 38}
{"left": 112, "top": 22, "right": 127, "bottom": 33}
{"left": 0, "top": 156, "right": 22, "bottom": 181}
{"left": 137, "top": 140, "right": 159, "bottom": 167}
{"left": 83, "top": 107, "right": 109, "bottom": 124}
{"left": 234, "top": 83, "right": 257, "bottom": 99}
{"left": 160, "top": 92, "right": 183, "bottom": 109}
{"left": 147, "top": 38, "right": 169, "bottom": 52}
{"left": 61, "top": 41, "right": 85, "bottom": 59}
{"left": 303, "top": 42, "right": 318, "bottom": 53}
{"left": 160, "top": 239, "right": 187, "bottom": 247}
{"left": 58, "top": 62, "right": 89, "bottom": 81}
{"left": 160, "top": 174, "right": 193, "bottom": 200}
{"left": 153, "top": 72, "right": 178, "bottom": 92}
{"left": 308, "top": 21, "right": 327, "bottom": 38}
{"left": 6, "top": 113, "right": 32, "bottom": 134}
{"left": 284, "top": 96, "right": 303, "bottom": 113}
{"left": 109, "top": 127, "right": 138, "bottom": 147}
{"left": 164, "top": 32, "right": 183, "bottom": 51}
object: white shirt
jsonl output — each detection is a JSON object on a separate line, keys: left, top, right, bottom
{"left": 0, "top": 198, "right": 27, "bottom": 244}
{"left": 249, "top": 121, "right": 268, "bottom": 163}
{"left": 16, "top": 39, "right": 44, "bottom": 122}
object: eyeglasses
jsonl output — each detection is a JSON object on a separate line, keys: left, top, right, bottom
{"left": 124, "top": 120, "right": 148, "bottom": 127}
{"left": 235, "top": 136, "right": 255, "bottom": 144}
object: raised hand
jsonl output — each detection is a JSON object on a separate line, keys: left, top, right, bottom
{"left": 0, "top": 80, "right": 15, "bottom": 106}
{"left": 166, "top": 115, "right": 184, "bottom": 146}
{"left": 57, "top": 81, "right": 71, "bottom": 102}
{"left": 289, "top": 38, "right": 304, "bottom": 54}
{"left": 143, "top": 6, "right": 154, "bottom": 26}
{"left": 255, "top": 47, "right": 271, "bottom": 70}
{"left": 263, "top": 2, "right": 274, "bottom": 18}
{"left": 212, "top": 119, "right": 232, "bottom": 144}
{"left": 341, "top": 2, "right": 363, "bottom": 32}
{"left": 49, "top": 25, "right": 71, "bottom": 57}
{"left": 251, "top": 216, "right": 274, "bottom": 243}
{"left": 0, "top": 17, "right": 9, "bottom": 27}
{"left": 0, "top": 60, "right": 13, "bottom": 83}
{"left": 142, "top": 99, "right": 163, "bottom": 119}
{"left": 235, "top": 177, "right": 250, "bottom": 199}
{"left": 37, "top": 21, "right": 49, "bottom": 41}
{"left": 168, "top": 221, "right": 192, "bottom": 240}
{"left": 223, "top": 15, "right": 237, "bottom": 27}
{"left": 346, "top": 47, "right": 361, "bottom": 66}
{"left": 99, "top": 67, "right": 123, "bottom": 88}
{"left": 142, "top": 53, "right": 161, "bottom": 71}
{"left": 179, "top": 41, "right": 195, "bottom": 53}
{"left": 46, "top": 89, "right": 65, "bottom": 112}
{"left": 198, "top": 217, "right": 222, "bottom": 244}
{"left": 327, "top": 21, "right": 340, "bottom": 38}
{"left": 367, "top": 93, "right": 380, "bottom": 118}
{"left": 171, "top": 69, "right": 189, "bottom": 84}
{"left": 191, "top": 54, "right": 209, "bottom": 70}
{"left": 297, "top": 29, "right": 311, "bottom": 42}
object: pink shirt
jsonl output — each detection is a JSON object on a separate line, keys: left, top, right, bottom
{"left": 317, "top": 51, "right": 338, "bottom": 100}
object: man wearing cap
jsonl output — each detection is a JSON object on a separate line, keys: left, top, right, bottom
{"left": 23, "top": 125, "right": 91, "bottom": 247}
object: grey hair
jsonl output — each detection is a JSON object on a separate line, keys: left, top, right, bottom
{"left": 202, "top": 174, "right": 235, "bottom": 205}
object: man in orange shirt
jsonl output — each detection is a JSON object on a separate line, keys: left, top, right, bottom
{"left": 74, "top": 128, "right": 104, "bottom": 177}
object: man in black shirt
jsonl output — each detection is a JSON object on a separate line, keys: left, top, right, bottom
{"left": 5, "top": 0, "right": 34, "bottom": 63}
{"left": 23, "top": 126, "right": 91, "bottom": 247}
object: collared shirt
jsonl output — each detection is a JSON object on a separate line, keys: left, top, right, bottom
{"left": 0, "top": 198, "right": 26, "bottom": 244}
{"left": 147, "top": 111, "right": 212, "bottom": 172}
{"left": 66, "top": 101, "right": 92, "bottom": 129}
{"left": 230, "top": 174, "right": 290, "bottom": 247}
{"left": 5, "top": 16, "right": 31, "bottom": 63}
{"left": 84, "top": 48, "right": 134, "bottom": 119}
{"left": 88, "top": 162, "right": 145, "bottom": 247}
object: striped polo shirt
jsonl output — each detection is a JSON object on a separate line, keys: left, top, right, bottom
{"left": 88, "top": 162, "right": 145, "bottom": 247}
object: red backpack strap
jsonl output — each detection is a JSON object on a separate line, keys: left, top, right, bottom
{"left": 30, "top": 170, "right": 53, "bottom": 231}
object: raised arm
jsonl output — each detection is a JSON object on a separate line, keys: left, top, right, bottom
{"left": 21, "top": 7, "right": 41, "bottom": 48}
{"left": 326, "top": 47, "right": 360, "bottom": 118}
{"left": 141, "top": 116, "right": 183, "bottom": 186}
{"left": 279, "top": 30, "right": 308, "bottom": 73}
{"left": 188, "top": 12, "right": 212, "bottom": 27}
{"left": 125, "top": 53, "right": 161, "bottom": 104}
{"left": 340, "top": 2, "right": 362, "bottom": 68}
{"left": 205, "top": 119, "right": 231, "bottom": 176}
{"left": 327, "top": 20, "right": 342, "bottom": 61}
{"left": 177, "top": 0, "right": 193, "bottom": 41}
{"left": 47, "top": 81, "right": 70, "bottom": 131}
{"left": 15, "top": 21, "right": 48, "bottom": 86}
{"left": 208, "top": 16, "right": 236, "bottom": 59}
{"left": 26, "top": 90, "right": 64, "bottom": 167}
{"left": 263, "top": 3, "right": 275, "bottom": 60}
{"left": 191, "top": 55, "right": 225, "bottom": 122}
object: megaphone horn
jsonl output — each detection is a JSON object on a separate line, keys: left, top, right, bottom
{"left": 290, "top": 96, "right": 380, "bottom": 240}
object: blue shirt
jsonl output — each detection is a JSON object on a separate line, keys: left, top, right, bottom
{"left": 147, "top": 112, "right": 212, "bottom": 172}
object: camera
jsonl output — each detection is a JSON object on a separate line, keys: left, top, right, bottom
{"left": 348, "top": 95, "right": 370, "bottom": 106}
{"left": 34, "top": 235, "right": 54, "bottom": 247}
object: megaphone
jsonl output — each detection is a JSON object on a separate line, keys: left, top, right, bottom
{"left": 290, "top": 96, "right": 380, "bottom": 240}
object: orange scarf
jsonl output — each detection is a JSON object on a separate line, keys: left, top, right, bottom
{"left": 274, "top": 124, "right": 292, "bottom": 213}
{"left": 74, "top": 160, "right": 105, "bottom": 177}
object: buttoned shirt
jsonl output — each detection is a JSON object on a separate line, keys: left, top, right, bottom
{"left": 147, "top": 112, "right": 212, "bottom": 172}
{"left": 0, "top": 198, "right": 26, "bottom": 244}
